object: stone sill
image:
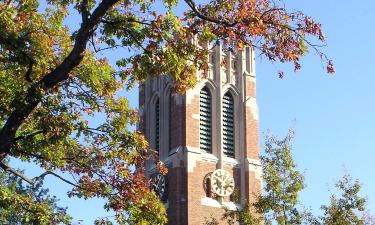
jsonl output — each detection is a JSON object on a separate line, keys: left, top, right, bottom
{"left": 201, "top": 197, "right": 239, "bottom": 211}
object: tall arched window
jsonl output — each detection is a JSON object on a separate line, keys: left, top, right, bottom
{"left": 155, "top": 98, "right": 160, "bottom": 154}
{"left": 169, "top": 92, "right": 172, "bottom": 151}
{"left": 200, "top": 86, "right": 212, "bottom": 153}
{"left": 223, "top": 92, "right": 234, "bottom": 157}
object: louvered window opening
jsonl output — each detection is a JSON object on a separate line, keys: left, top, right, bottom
{"left": 200, "top": 87, "right": 212, "bottom": 153}
{"left": 223, "top": 93, "right": 235, "bottom": 157}
{"left": 155, "top": 99, "right": 160, "bottom": 154}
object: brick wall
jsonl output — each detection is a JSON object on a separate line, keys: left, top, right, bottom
{"left": 167, "top": 164, "right": 188, "bottom": 225}
{"left": 170, "top": 95, "right": 186, "bottom": 150}
{"left": 185, "top": 93, "right": 200, "bottom": 149}
{"left": 186, "top": 161, "right": 242, "bottom": 225}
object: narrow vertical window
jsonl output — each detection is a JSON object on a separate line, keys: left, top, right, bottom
{"left": 200, "top": 87, "right": 212, "bottom": 153}
{"left": 169, "top": 92, "right": 172, "bottom": 151}
{"left": 246, "top": 47, "right": 251, "bottom": 73}
{"left": 155, "top": 98, "right": 160, "bottom": 154}
{"left": 223, "top": 92, "right": 234, "bottom": 157}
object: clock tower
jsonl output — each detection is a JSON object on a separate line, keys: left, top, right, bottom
{"left": 138, "top": 42, "right": 262, "bottom": 225}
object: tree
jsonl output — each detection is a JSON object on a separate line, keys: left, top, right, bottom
{"left": 215, "top": 131, "right": 371, "bottom": 225}
{"left": 319, "top": 174, "right": 368, "bottom": 225}
{"left": 0, "top": 0, "right": 333, "bottom": 223}
{"left": 220, "top": 130, "right": 304, "bottom": 225}
{"left": 0, "top": 162, "right": 71, "bottom": 224}
{"left": 256, "top": 130, "right": 305, "bottom": 225}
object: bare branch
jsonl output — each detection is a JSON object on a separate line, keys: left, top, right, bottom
{"left": 34, "top": 170, "right": 82, "bottom": 189}
{"left": 0, "top": 162, "right": 108, "bottom": 199}
{"left": 0, "top": 161, "right": 34, "bottom": 184}
{"left": 0, "top": 161, "right": 88, "bottom": 190}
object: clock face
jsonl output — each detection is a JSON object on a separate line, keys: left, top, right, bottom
{"left": 211, "top": 169, "right": 235, "bottom": 197}
{"left": 151, "top": 173, "right": 166, "bottom": 200}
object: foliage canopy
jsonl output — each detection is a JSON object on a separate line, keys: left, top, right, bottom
{"left": 0, "top": 166, "right": 71, "bottom": 224}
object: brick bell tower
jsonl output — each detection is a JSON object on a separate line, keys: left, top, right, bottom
{"left": 138, "top": 42, "right": 262, "bottom": 225}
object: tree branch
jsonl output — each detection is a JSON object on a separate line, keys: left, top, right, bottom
{"left": 89, "top": 34, "right": 122, "bottom": 53}
{"left": 12, "top": 149, "right": 78, "bottom": 162}
{"left": 101, "top": 18, "right": 152, "bottom": 26}
{"left": 259, "top": 8, "right": 284, "bottom": 20}
{"left": 124, "top": 28, "right": 150, "bottom": 54}
{"left": 41, "top": 0, "right": 119, "bottom": 88}
{"left": 24, "top": 60, "right": 34, "bottom": 82}
{"left": 0, "top": 161, "right": 34, "bottom": 184}
{"left": 0, "top": 0, "right": 120, "bottom": 159}
{"left": 0, "top": 35, "right": 35, "bottom": 82}
{"left": 101, "top": 19, "right": 151, "bottom": 53}
{"left": 184, "top": 0, "right": 238, "bottom": 27}
{"left": 0, "top": 160, "right": 90, "bottom": 191}
{"left": 13, "top": 130, "right": 44, "bottom": 142}
{"left": 10, "top": 149, "right": 112, "bottom": 188}
{"left": 80, "top": 0, "right": 90, "bottom": 23}
{"left": 34, "top": 170, "right": 82, "bottom": 189}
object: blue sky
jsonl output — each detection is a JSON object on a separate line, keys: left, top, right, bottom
{"left": 257, "top": 0, "right": 375, "bottom": 216}
{"left": 12, "top": 0, "right": 375, "bottom": 224}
